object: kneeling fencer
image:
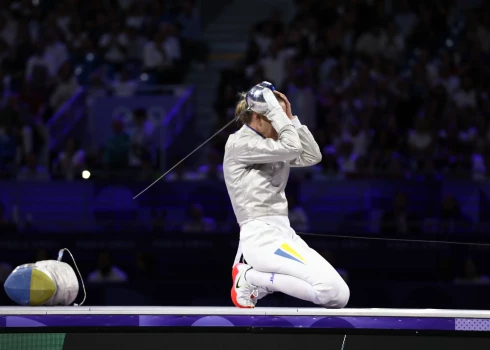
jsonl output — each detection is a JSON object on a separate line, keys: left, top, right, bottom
{"left": 224, "top": 82, "right": 350, "bottom": 308}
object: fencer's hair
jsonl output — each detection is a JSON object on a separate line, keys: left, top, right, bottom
{"left": 235, "top": 92, "right": 253, "bottom": 125}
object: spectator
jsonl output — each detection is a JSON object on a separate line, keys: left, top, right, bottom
{"left": 408, "top": 118, "right": 433, "bottom": 161}
{"left": 195, "top": 147, "right": 224, "bottom": 180}
{"left": 87, "top": 71, "right": 109, "bottom": 101}
{"left": 65, "top": 18, "right": 89, "bottom": 56}
{"left": 252, "top": 20, "right": 275, "bottom": 55}
{"left": 380, "top": 192, "right": 419, "bottom": 236}
{"left": 43, "top": 29, "right": 69, "bottom": 77}
{"left": 125, "top": 27, "right": 146, "bottom": 64}
{"left": 472, "top": 144, "right": 486, "bottom": 181}
{"left": 260, "top": 38, "right": 296, "bottom": 89}
{"left": 53, "top": 138, "right": 85, "bottom": 180}
{"left": 53, "top": 3, "right": 74, "bottom": 41}
{"left": 0, "top": 14, "right": 16, "bottom": 47}
{"left": 394, "top": 0, "right": 419, "bottom": 37}
{"left": 433, "top": 60, "right": 460, "bottom": 96}
{"left": 177, "top": 0, "right": 200, "bottom": 40}
{"left": 143, "top": 31, "right": 171, "bottom": 78}
{"left": 343, "top": 120, "right": 371, "bottom": 157}
{"left": 50, "top": 62, "right": 80, "bottom": 111}
{"left": 112, "top": 67, "right": 138, "bottom": 96}
{"left": 125, "top": 3, "right": 146, "bottom": 31}
{"left": 3, "top": 94, "right": 48, "bottom": 163}
{"left": 453, "top": 76, "right": 477, "bottom": 109}
{"left": 177, "top": 0, "right": 208, "bottom": 66}
{"left": 129, "top": 109, "right": 154, "bottom": 167}
{"left": 159, "top": 23, "right": 182, "bottom": 74}
{"left": 98, "top": 23, "right": 129, "bottom": 68}
{"left": 285, "top": 70, "right": 316, "bottom": 130}
{"left": 181, "top": 202, "right": 216, "bottom": 233}
{"left": 355, "top": 26, "right": 382, "bottom": 56}
{"left": 17, "top": 153, "right": 50, "bottom": 181}
{"left": 337, "top": 140, "right": 358, "bottom": 178}
{"left": 25, "top": 42, "right": 54, "bottom": 80}
{"left": 104, "top": 119, "right": 130, "bottom": 169}
{"left": 88, "top": 252, "right": 128, "bottom": 283}
{"left": 378, "top": 20, "right": 405, "bottom": 62}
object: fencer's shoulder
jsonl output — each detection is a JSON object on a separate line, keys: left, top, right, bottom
{"left": 226, "top": 126, "right": 255, "bottom": 147}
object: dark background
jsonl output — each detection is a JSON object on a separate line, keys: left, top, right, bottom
{"left": 1, "top": 0, "right": 490, "bottom": 310}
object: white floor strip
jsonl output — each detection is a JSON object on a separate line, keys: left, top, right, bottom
{"left": 0, "top": 307, "right": 489, "bottom": 318}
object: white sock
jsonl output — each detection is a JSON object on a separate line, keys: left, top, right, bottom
{"left": 245, "top": 269, "right": 319, "bottom": 304}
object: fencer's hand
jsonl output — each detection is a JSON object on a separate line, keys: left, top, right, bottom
{"left": 273, "top": 91, "right": 294, "bottom": 120}
{"left": 262, "top": 88, "right": 282, "bottom": 115}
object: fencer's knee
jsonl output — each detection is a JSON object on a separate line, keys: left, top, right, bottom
{"left": 313, "top": 279, "right": 350, "bottom": 308}
{"left": 332, "top": 281, "right": 350, "bottom": 308}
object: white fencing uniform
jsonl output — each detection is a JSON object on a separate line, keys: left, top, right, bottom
{"left": 238, "top": 216, "right": 349, "bottom": 307}
{"left": 224, "top": 101, "right": 349, "bottom": 308}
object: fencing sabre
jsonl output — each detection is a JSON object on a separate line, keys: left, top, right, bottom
{"left": 133, "top": 81, "right": 276, "bottom": 200}
{"left": 133, "top": 118, "right": 236, "bottom": 199}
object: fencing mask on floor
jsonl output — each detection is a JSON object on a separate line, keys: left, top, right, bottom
{"left": 4, "top": 259, "right": 79, "bottom": 306}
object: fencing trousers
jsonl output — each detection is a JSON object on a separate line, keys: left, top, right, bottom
{"left": 234, "top": 216, "right": 349, "bottom": 308}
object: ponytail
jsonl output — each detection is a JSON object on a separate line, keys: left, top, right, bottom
{"left": 235, "top": 93, "right": 254, "bottom": 125}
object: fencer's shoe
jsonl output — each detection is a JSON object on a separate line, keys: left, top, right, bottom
{"left": 231, "top": 263, "right": 259, "bottom": 308}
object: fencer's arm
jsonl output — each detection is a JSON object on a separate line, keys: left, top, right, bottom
{"left": 289, "top": 116, "right": 322, "bottom": 167}
{"left": 233, "top": 109, "right": 303, "bottom": 164}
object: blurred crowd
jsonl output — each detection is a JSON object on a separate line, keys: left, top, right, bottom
{"left": 3, "top": 0, "right": 490, "bottom": 182}
{"left": 0, "top": 0, "right": 205, "bottom": 180}
{"left": 2, "top": 0, "right": 490, "bottom": 310}
{"left": 213, "top": 0, "right": 490, "bottom": 181}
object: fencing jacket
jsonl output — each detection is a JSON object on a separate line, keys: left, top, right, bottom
{"left": 223, "top": 108, "right": 322, "bottom": 226}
